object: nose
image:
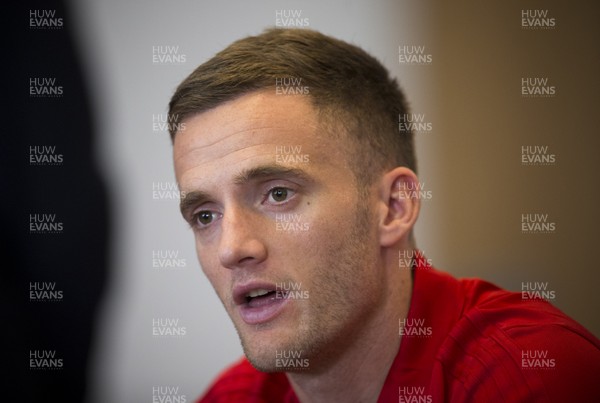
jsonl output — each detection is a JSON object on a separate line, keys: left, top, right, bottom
{"left": 218, "top": 205, "right": 268, "bottom": 270}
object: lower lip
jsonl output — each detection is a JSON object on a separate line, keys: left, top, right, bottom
{"left": 238, "top": 295, "right": 290, "bottom": 325}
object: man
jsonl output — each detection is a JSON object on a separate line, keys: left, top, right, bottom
{"left": 168, "top": 28, "right": 600, "bottom": 402}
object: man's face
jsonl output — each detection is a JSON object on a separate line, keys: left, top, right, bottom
{"left": 174, "top": 91, "right": 385, "bottom": 371}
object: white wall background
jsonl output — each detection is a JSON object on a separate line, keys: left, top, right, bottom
{"left": 68, "top": 1, "right": 437, "bottom": 402}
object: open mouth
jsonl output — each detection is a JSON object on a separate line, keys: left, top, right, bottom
{"left": 245, "top": 289, "right": 279, "bottom": 307}
{"left": 234, "top": 283, "right": 290, "bottom": 325}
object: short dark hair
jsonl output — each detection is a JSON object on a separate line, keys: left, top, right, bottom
{"left": 168, "top": 28, "right": 416, "bottom": 185}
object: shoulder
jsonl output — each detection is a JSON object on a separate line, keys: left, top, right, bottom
{"left": 436, "top": 278, "right": 600, "bottom": 402}
{"left": 198, "top": 357, "right": 293, "bottom": 403}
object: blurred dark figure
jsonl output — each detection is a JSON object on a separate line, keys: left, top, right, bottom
{"left": 2, "top": 1, "right": 110, "bottom": 402}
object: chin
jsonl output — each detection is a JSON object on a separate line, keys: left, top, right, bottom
{"left": 245, "top": 355, "right": 281, "bottom": 373}
{"left": 240, "top": 330, "right": 301, "bottom": 372}
{"left": 242, "top": 342, "right": 284, "bottom": 372}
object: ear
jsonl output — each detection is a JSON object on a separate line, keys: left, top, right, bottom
{"left": 377, "top": 167, "right": 421, "bottom": 247}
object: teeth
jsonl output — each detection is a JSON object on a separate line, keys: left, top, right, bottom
{"left": 247, "top": 289, "right": 270, "bottom": 298}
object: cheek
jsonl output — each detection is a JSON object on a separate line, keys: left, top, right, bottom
{"left": 302, "top": 192, "right": 376, "bottom": 266}
{"left": 306, "top": 193, "right": 359, "bottom": 239}
{"left": 285, "top": 203, "right": 354, "bottom": 270}
{"left": 195, "top": 237, "right": 228, "bottom": 293}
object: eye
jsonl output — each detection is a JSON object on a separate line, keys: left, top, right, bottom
{"left": 267, "top": 187, "right": 293, "bottom": 203}
{"left": 193, "top": 210, "right": 220, "bottom": 228}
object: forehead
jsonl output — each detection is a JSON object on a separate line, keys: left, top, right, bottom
{"left": 173, "top": 91, "right": 349, "bottom": 188}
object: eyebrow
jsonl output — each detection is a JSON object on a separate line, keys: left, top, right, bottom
{"left": 232, "top": 164, "right": 311, "bottom": 185}
{"left": 179, "top": 164, "right": 312, "bottom": 219}
{"left": 179, "top": 189, "right": 212, "bottom": 220}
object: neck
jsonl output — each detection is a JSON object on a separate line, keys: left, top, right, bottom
{"left": 286, "top": 247, "right": 413, "bottom": 403}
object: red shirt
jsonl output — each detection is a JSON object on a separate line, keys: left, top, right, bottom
{"left": 198, "top": 267, "right": 600, "bottom": 402}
